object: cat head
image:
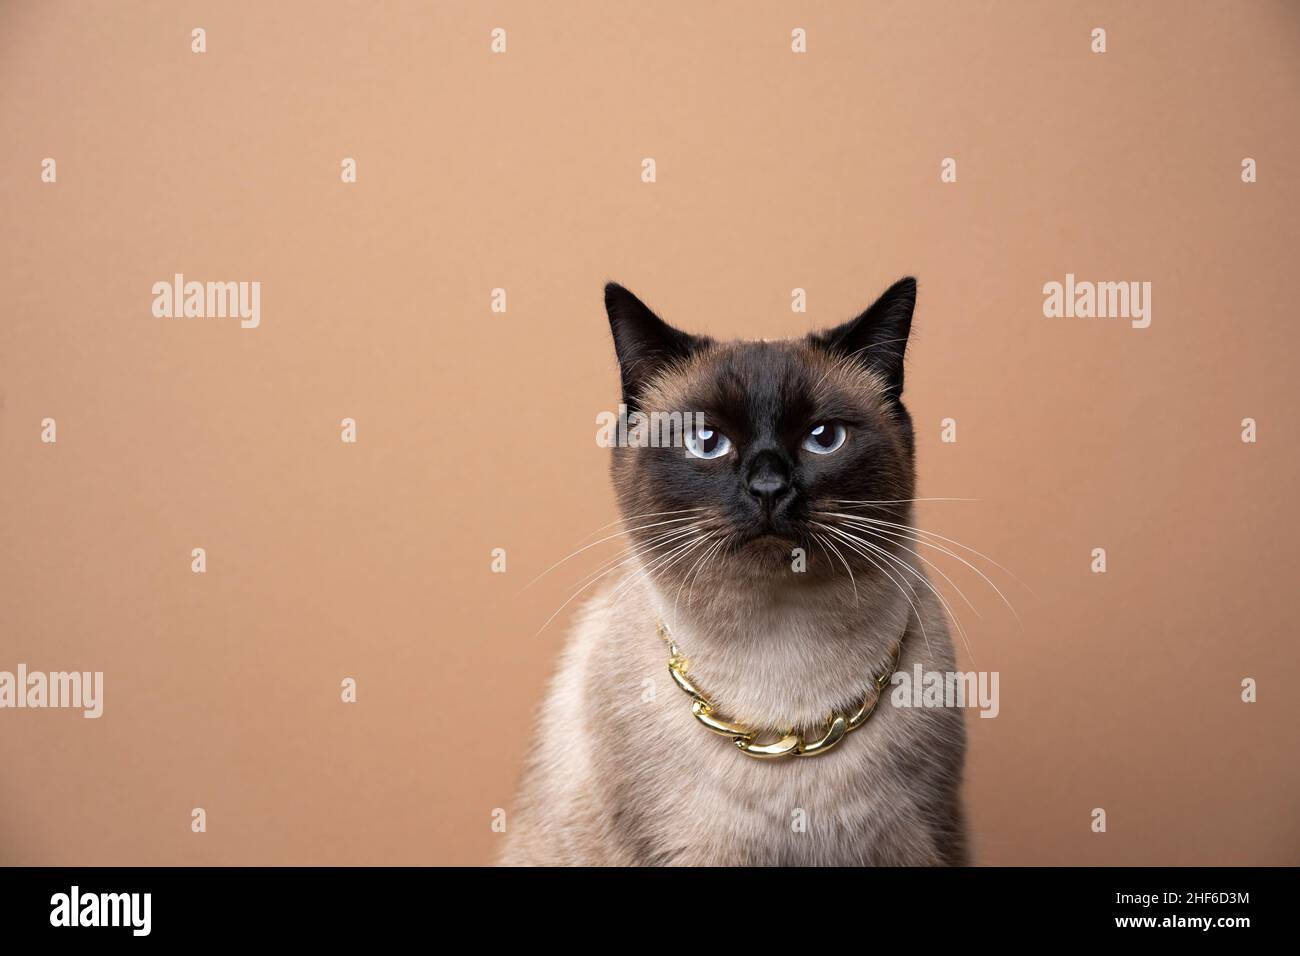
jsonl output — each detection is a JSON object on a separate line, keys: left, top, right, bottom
{"left": 605, "top": 278, "right": 919, "bottom": 584}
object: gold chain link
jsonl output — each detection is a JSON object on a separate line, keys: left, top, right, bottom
{"left": 658, "top": 620, "right": 902, "bottom": 760}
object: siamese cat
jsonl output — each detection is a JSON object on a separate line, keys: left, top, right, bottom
{"left": 502, "top": 278, "right": 967, "bottom": 866}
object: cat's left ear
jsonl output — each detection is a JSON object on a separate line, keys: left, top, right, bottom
{"left": 605, "top": 282, "right": 707, "bottom": 409}
{"left": 807, "top": 277, "right": 917, "bottom": 399}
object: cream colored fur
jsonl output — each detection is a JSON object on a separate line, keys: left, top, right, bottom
{"left": 501, "top": 551, "right": 967, "bottom": 866}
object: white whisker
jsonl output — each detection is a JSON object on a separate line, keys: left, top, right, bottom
{"left": 822, "top": 521, "right": 973, "bottom": 666}
{"left": 559, "top": 524, "right": 702, "bottom": 599}
{"left": 839, "top": 514, "right": 1024, "bottom": 624}
{"left": 574, "top": 508, "right": 705, "bottom": 544}
{"left": 832, "top": 497, "right": 979, "bottom": 505}
{"left": 815, "top": 512, "right": 980, "bottom": 618}
{"left": 675, "top": 531, "right": 727, "bottom": 617}
{"left": 814, "top": 521, "right": 931, "bottom": 656}
{"left": 813, "top": 528, "right": 858, "bottom": 603}
{"left": 687, "top": 533, "right": 732, "bottom": 607}
{"left": 837, "top": 510, "right": 1029, "bottom": 596}
{"left": 531, "top": 525, "right": 701, "bottom": 637}
{"left": 613, "top": 533, "right": 713, "bottom": 616}
{"left": 522, "top": 514, "right": 704, "bottom": 591}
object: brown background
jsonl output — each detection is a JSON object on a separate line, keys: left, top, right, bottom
{"left": 1, "top": 1, "right": 1297, "bottom": 866}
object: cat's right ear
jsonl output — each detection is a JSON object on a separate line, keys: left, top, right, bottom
{"left": 806, "top": 277, "right": 917, "bottom": 400}
{"left": 605, "top": 282, "right": 704, "bottom": 409}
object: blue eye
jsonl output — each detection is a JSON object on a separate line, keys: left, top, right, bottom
{"left": 803, "top": 423, "right": 846, "bottom": 455}
{"left": 685, "top": 426, "right": 732, "bottom": 459}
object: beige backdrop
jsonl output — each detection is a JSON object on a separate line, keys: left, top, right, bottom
{"left": 1, "top": 1, "right": 1297, "bottom": 866}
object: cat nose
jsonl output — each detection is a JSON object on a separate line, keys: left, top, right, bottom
{"left": 749, "top": 474, "right": 788, "bottom": 506}
{"left": 746, "top": 455, "right": 791, "bottom": 508}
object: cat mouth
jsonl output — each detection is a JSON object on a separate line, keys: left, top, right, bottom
{"left": 732, "top": 527, "right": 800, "bottom": 550}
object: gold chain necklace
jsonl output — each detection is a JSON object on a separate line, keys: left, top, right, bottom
{"left": 658, "top": 620, "right": 902, "bottom": 760}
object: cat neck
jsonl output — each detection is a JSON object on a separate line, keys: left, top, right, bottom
{"left": 647, "top": 568, "right": 911, "bottom": 734}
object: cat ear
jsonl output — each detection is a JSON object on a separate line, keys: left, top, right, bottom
{"left": 605, "top": 282, "right": 705, "bottom": 409}
{"left": 807, "top": 277, "right": 917, "bottom": 399}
